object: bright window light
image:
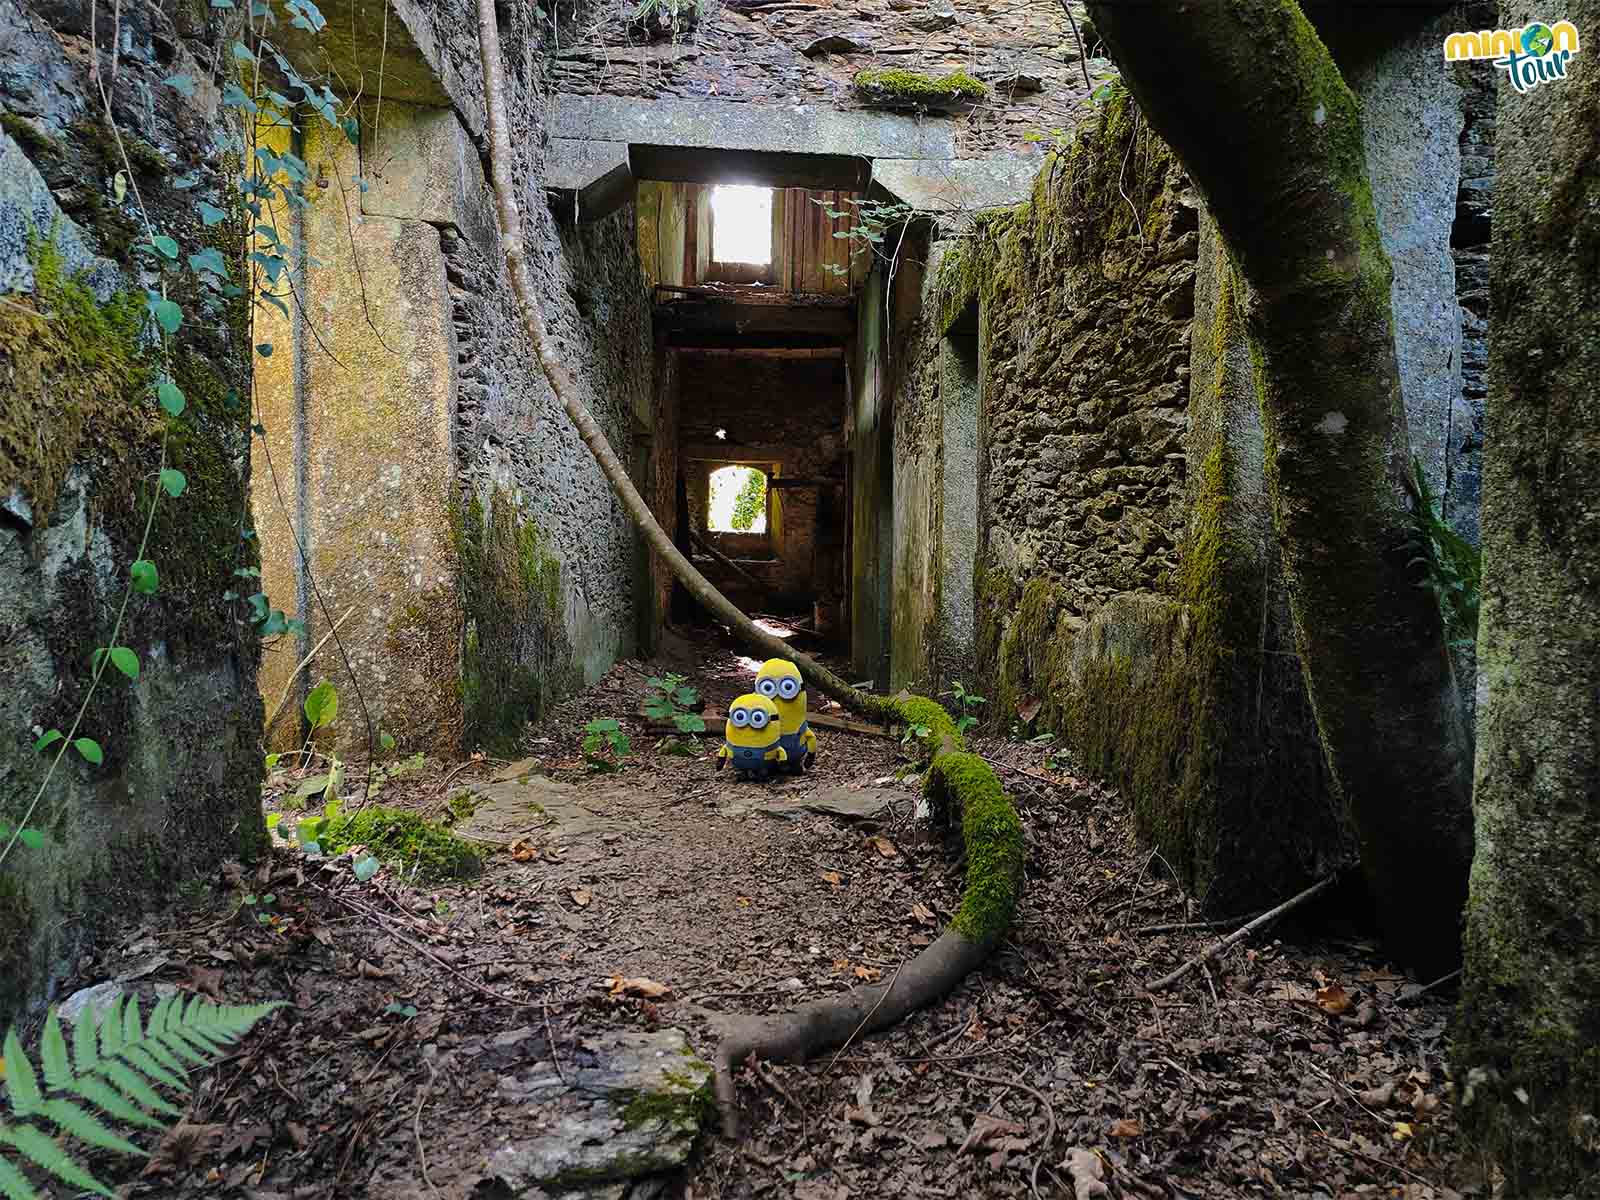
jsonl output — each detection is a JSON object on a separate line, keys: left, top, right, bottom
{"left": 708, "top": 465, "right": 768, "bottom": 533}
{"left": 710, "top": 185, "right": 773, "bottom": 265}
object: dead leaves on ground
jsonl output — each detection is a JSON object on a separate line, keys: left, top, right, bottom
{"left": 602, "top": 974, "right": 671, "bottom": 999}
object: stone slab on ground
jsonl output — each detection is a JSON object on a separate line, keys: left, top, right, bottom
{"left": 478, "top": 1027, "right": 710, "bottom": 1194}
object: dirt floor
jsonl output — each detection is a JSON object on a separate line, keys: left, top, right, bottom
{"left": 42, "top": 624, "right": 1478, "bottom": 1199}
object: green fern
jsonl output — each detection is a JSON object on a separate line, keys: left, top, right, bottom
{"left": 1405, "top": 456, "right": 1481, "bottom": 647}
{"left": 0, "top": 993, "right": 283, "bottom": 1199}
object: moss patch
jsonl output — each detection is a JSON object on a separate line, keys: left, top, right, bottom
{"left": 453, "top": 488, "right": 574, "bottom": 756}
{"left": 0, "top": 235, "right": 156, "bottom": 528}
{"left": 853, "top": 69, "right": 989, "bottom": 105}
{"left": 321, "top": 807, "right": 481, "bottom": 880}
{"left": 924, "top": 752, "right": 1023, "bottom": 943}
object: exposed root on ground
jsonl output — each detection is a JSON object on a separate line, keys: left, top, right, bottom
{"left": 713, "top": 742, "right": 1023, "bottom": 1136}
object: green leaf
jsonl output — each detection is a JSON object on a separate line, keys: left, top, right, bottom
{"left": 71, "top": 1000, "right": 101, "bottom": 1075}
{"left": 163, "top": 73, "right": 196, "bottom": 97}
{"left": 585, "top": 718, "right": 620, "bottom": 734}
{"left": 94, "top": 1057, "right": 178, "bottom": 1118}
{"left": 156, "top": 380, "right": 185, "bottom": 416}
{"left": 149, "top": 235, "right": 179, "bottom": 261}
{"left": 197, "top": 201, "right": 228, "bottom": 225}
{"left": 379, "top": 732, "right": 396, "bottom": 751}
{"left": 0, "top": 1122, "right": 115, "bottom": 1196}
{"left": 232, "top": 40, "right": 256, "bottom": 62}
{"left": 159, "top": 468, "right": 187, "bottom": 497}
{"left": 148, "top": 297, "right": 183, "bottom": 334}
{"left": 673, "top": 713, "right": 706, "bottom": 733}
{"left": 130, "top": 559, "right": 159, "bottom": 594}
{"left": 73, "top": 738, "right": 103, "bottom": 765}
{"left": 104, "top": 647, "right": 139, "bottom": 681}
{"left": 68, "top": 1073, "right": 162, "bottom": 1130}
{"left": 188, "top": 247, "right": 228, "bottom": 277}
{"left": 0, "top": 1151, "right": 40, "bottom": 1200}
{"left": 256, "top": 342, "right": 274, "bottom": 357}
{"left": 352, "top": 855, "right": 379, "bottom": 882}
{"left": 265, "top": 812, "right": 281, "bottom": 829}
{"left": 304, "top": 680, "right": 338, "bottom": 730}
{"left": 16, "top": 829, "right": 44, "bottom": 849}
{"left": 2, "top": 1029, "right": 43, "bottom": 1116}
{"left": 39, "top": 1096, "right": 144, "bottom": 1157}
{"left": 33, "top": 730, "right": 63, "bottom": 754}
{"left": 672, "top": 686, "right": 699, "bottom": 707}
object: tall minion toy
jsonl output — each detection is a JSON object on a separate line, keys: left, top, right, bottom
{"left": 714, "top": 693, "right": 789, "bottom": 779}
{"left": 754, "top": 658, "right": 817, "bottom": 773}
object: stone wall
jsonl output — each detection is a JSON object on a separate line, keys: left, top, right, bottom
{"left": 552, "top": 0, "right": 1105, "bottom": 158}
{"left": 897, "top": 33, "right": 1493, "bottom": 910}
{"left": 677, "top": 350, "right": 847, "bottom": 606}
{"left": 255, "top": 0, "right": 655, "bottom": 756}
{"left": 0, "top": 0, "right": 262, "bottom": 1017}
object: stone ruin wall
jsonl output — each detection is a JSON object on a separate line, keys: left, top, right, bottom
{"left": 551, "top": 0, "right": 1102, "bottom": 157}
{"left": 901, "top": 13, "right": 1494, "bottom": 911}
{"left": 0, "top": 0, "right": 263, "bottom": 1017}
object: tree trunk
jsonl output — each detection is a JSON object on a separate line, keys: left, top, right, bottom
{"left": 1084, "top": 0, "right": 1474, "bottom": 978}
{"left": 1455, "top": 2, "right": 1600, "bottom": 1186}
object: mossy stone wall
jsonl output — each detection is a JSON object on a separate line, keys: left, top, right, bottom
{"left": 915, "top": 91, "right": 1354, "bottom": 912}
{"left": 0, "top": 0, "right": 263, "bottom": 1019}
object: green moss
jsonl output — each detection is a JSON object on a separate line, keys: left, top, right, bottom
{"left": 452, "top": 488, "right": 573, "bottom": 755}
{"left": 1, "top": 112, "right": 55, "bottom": 156}
{"left": 0, "top": 235, "right": 157, "bottom": 528}
{"left": 853, "top": 69, "right": 989, "bottom": 104}
{"left": 442, "top": 789, "right": 482, "bottom": 826}
{"left": 321, "top": 806, "right": 481, "bottom": 880}
{"left": 619, "top": 1067, "right": 715, "bottom": 1131}
{"left": 924, "top": 752, "right": 1023, "bottom": 943}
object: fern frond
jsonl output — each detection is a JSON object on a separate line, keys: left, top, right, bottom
{"left": 0, "top": 1033, "right": 41, "bottom": 1119}
{"left": 37, "top": 1016, "right": 70, "bottom": 1093}
{"left": 0, "top": 993, "right": 284, "bottom": 1196}
{"left": 0, "top": 1146, "right": 40, "bottom": 1200}
{"left": 0, "top": 1123, "right": 112, "bottom": 1196}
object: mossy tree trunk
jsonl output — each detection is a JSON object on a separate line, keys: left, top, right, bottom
{"left": 1453, "top": 1, "right": 1600, "bottom": 1186}
{"left": 1084, "top": 0, "right": 1473, "bottom": 977}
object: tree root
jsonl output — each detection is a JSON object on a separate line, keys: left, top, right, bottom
{"left": 713, "top": 747, "right": 1023, "bottom": 1136}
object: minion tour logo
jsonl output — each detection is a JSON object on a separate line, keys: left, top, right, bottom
{"left": 1444, "top": 20, "right": 1581, "bottom": 93}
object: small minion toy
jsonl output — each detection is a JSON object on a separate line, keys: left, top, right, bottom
{"left": 714, "top": 693, "right": 789, "bottom": 779}
{"left": 754, "top": 657, "right": 817, "bottom": 772}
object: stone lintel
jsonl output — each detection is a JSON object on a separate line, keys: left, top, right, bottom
{"left": 551, "top": 94, "right": 957, "bottom": 161}
{"left": 869, "top": 157, "right": 1040, "bottom": 213}
{"left": 543, "top": 139, "right": 635, "bottom": 222}
{"left": 271, "top": 0, "right": 484, "bottom": 136}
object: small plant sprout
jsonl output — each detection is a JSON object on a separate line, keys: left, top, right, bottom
{"left": 582, "top": 719, "right": 632, "bottom": 771}
{"left": 643, "top": 674, "right": 706, "bottom": 734}
{"left": 946, "top": 680, "right": 987, "bottom": 736}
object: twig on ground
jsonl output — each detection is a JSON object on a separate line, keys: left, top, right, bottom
{"left": 415, "top": 1062, "right": 440, "bottom": 1197}
{"left": 1396, "top": 967, "right": 1462, "bottom": 1007}
{"left": 544, "top": 999, "right": 568, "bottom": 1084}
{"left": 979, "top": 754, "right": 1071, "bottom": 790}
{"left": 944, "top": 1068, "right": 1057, "bottom": 1200}
{"left": 1325, "top": 1135, "right": 1441, "bottom": 1189}
{"left": 822, "top": 959, "right": 905, "bottom": 1074}
{"left": 1134, "top": 914, "right": 1258, "bottom": 935}
{"left": 328, "top": 890, "right": 531, "bottom": 1008}
{"left": 1147, "top": 876, "right": 1334, "bottom": 991}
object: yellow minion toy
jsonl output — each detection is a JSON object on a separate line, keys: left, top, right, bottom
{"left": 754, "top": 658, "right": 817, "bottom": 773}
{"left": 714, "top": 693, "right": 789, "bottom": 778}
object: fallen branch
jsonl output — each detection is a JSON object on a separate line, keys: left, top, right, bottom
{"left": 688, "top": 524, "right": 769, "bottom": 593}
{"left": 1396, "top": 967, "right": 1462, "bottom": 1008}
{"left": 1146, "top": 876, "right": 1334, "bottom": 992}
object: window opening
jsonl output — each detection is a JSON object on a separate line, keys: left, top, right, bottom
{"left": 708, "top": 465, "right": 768, "bottom": 533}
{"left": 710, "top": 185, "right": 773, "bottom": 266}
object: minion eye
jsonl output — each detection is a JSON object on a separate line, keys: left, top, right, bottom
{"left": 731, "top": 708, "right": 750, "bottom": 728}
{"left": 757, "top": 679, "right": 778, "bottom": 697}
{"left": 778, "top": 677, "right": 800, "bottom": 699}
{"left": 749, "top": 709, "right": 769, "bottom": 730}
